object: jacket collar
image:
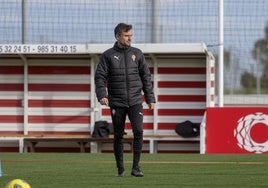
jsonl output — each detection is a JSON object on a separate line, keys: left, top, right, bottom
{"left": 113, "top": 42, "right": 130, "bottom": 52}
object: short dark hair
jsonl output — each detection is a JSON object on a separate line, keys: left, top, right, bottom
{"left": 114, "top": 23, "right": 132, "bottom": 36}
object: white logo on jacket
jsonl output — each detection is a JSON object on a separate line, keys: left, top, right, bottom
{"left": 114, "top": 55, "right": 120, "bottom": 60}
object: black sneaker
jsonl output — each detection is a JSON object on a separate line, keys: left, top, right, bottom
{"left": 131, "top": 167, "right": 144, "bottom": 177}
{"left": 117, "top": 168, "right": 125, "bottom": 177}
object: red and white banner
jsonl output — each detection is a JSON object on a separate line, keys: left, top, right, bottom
{"left": 206, "top": 107, "right": 268, "bottom": 154}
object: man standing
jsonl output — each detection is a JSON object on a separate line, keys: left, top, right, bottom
{"left": 95, "top": 23, "right": 155, "bottom": 177}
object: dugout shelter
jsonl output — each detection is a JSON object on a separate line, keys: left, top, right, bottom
{"left": 0, "top": 43, "right": 215, "bottom": 153}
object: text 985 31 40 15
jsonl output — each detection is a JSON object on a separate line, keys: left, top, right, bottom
{"left": 0, "top": 44, "right": 83, "bottom": 54}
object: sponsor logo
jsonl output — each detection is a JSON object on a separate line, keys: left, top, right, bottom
{"left": 114, "top": 55, "right": 120, "bottom": 60}
{"left": 234, "top": 112, "right": 268, "bottom": 153}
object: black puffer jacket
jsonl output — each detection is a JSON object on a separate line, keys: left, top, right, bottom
{"left": 95, "top": 42, "right": 155, "bottom": 108}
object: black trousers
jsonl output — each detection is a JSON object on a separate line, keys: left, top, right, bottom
{"left": 110, "top": 104, "right": 143, "bottom": 170}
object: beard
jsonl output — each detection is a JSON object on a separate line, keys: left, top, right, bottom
{"left": 118, "top": 41, "right": 131, "bottom": 48}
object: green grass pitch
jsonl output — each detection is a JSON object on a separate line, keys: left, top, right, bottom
{"left": 0, "top": 153, "right": 267, "bottom": 188}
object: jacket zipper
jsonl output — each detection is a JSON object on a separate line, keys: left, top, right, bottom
{"left": 124, "top": 49, "right": 130, "bottom": 107}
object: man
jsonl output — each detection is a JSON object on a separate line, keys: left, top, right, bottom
{"left": 95, "top": 23, "right": 155, "bottom": 177}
